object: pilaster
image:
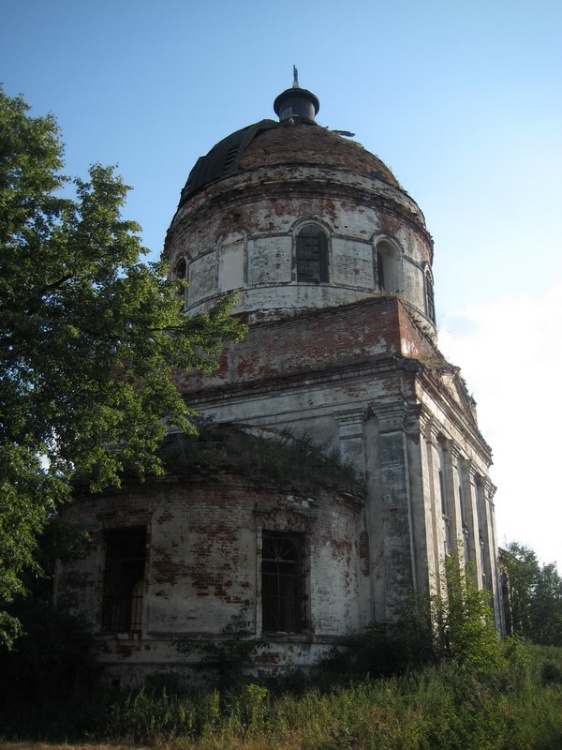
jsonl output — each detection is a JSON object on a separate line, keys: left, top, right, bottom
{"left": 336, "top": 409, "right": 366, "bottom": 476}
{"left": 421, "top": 416, "right": 445, "bottom": 594}
{"left": 440, "top": 438, "right": 464, "bottom": 563}
{"left": 368, "top": 402, "right": 416, "bottom": 621}
{"left": 475, "top": 475, "right": 503, "bottom": 629}
{"left": 460, "top": 459, "right": 484, "bottom": 585}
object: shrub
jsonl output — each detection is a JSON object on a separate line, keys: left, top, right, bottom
{"left": 433, "top": 555, "right": 503, "bottom": 670}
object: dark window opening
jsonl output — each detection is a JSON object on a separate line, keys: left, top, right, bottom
{"left": 261, "top": 532, "right": 305, "bottom": 633}
{"left": 174, "top": 258, "right": 187, "bottom": 305}
{"left": 377, "top": 250, "right": 385, "bottom": 291}
{"left": 459, "top": 483, "right": 467, "bottom": 527}
{"left": 296, "top": 225, "right": 329, "bottom": 283}
{"left": 174, "top": 258, "right": 187, "bottom": 280}
{"left": 425, "top": 270, "right": 436, "bottom": 323}
{"left": 102, "top": 526, "right": 146, "bottom": 633}
{"left": 439, "top": 470, "right": 447, "bottom": 516}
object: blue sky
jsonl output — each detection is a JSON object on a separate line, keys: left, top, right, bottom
{"left": 2, "top": 0, "right": 561, "bottom": 567}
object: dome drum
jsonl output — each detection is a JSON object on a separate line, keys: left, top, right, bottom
{"left": 166, "top": 163, "right": 435, "bottom": 328}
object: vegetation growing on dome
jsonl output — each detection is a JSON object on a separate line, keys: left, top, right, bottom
{"left": 159, "top": 423, "right": 365, "bottom": 495}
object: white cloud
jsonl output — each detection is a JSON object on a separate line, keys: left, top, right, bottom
{"left": 439, "top": 284, "right": 562, "bottom": 569}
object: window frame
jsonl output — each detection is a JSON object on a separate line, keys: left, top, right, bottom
{"left": 374, "top": 237, "right": 400, "bottom": 293}
{"left": 295, "top": 224, "right": 329, "bottom": 283}
{"left": 261, "top": 531, "right": 306, "bottom": 634}
{"left": 101, "top": 526, "right": 147, "bottom": 634}
{"left": 173, "top": 257, "right": 188, "bottom": 307}
{"left": 425, "top": 268, "right": 436, "bottom": 323}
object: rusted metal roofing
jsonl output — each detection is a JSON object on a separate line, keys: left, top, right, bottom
{"left": 178, "top": 117, "right": 401, "bottom": 209}
{"left": 179, "top": 119, "right": 279, "bottom": 205}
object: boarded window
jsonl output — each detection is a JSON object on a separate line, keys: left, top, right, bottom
{"left": 296, "top": 226, "right": 328, "bottom": 283}
{"left": 222, "top": 145, "right": 239, "bottom": 176}
{"left": 261, "top": 532, "right": 305, "bottom": 633}
{"left": 102, "top": 527, "right": 146, "bottom": 633}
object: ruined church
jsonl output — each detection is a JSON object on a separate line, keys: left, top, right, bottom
{"left": 56, "top": 76, "right": 502, "bottom": 684}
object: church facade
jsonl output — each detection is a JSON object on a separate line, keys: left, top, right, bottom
{"left": 55, "top": 78, "right": 502, "bottom": 684}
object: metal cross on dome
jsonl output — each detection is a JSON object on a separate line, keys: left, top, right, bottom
{"left": 293, "top": 65, "right": 299, "bottom": 87}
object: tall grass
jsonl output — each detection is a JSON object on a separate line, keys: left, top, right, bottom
{"left": 2, "top": 642, "right": 560, "bottom": 749}
{"left": 2, "top": 550, "right": 561, "bottom": 748}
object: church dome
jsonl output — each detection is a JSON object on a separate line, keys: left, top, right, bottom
{"left": 165, "top": 81, "right": 435, "bottom": 330}
{"left": 179, "top": 118, "right": 402, "bottom": 207}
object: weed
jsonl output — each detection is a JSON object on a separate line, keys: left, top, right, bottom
{"left": 174, "top": 603, "right": 269, "bottom": 689}
{"left": 159, "top": 424, "right": 365, "bottom": 494}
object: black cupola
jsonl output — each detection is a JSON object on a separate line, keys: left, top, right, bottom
{"left": 273, "top": 66, "right": 320, "bottom": 123}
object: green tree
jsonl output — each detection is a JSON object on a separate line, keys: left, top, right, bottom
{"left": 0, "top": 88, "right": 245, "bottom": 645}
{"left": 434, "top": 555, "right": 502, "bottom": 669}
{"left": 531, "top": 561, "right": 562, "bottom": 645}
{"left": 502, "top": 542, "right": 562, "bottom": 646}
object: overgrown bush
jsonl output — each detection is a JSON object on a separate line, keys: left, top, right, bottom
{"left": 174, "top": 602, "right": 269, "bottom": 688}
{"left": 1, "top": 643, "right": 561, "bottom": 747}
{"left": 95, "top": 646, "right": 562, "bottom": 749}
{"left": 433, "top": 555, "right": 504, "bottom": 669}
{"left": 2, "top": 545, "right": 561, "bottom": 748}
{"left": 351, "top": 555, "right": 502, "bottom": 679}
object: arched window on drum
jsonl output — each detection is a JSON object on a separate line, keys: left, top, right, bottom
{"left": 173, "top": 257, "right": 188, "bottom": 307}
{"left": 296, "top": 225, "right": 329, "bottom": 283}
{"left": 375, "top": 239, "right": 399, "bottom": 293}
{"left": 425, "top": 269, "right": 436, "bottom": 324}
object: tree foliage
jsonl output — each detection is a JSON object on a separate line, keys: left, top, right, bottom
{"left": 502, "top": 542, "right": 562, "bottom": 646}
{"left": 351, "top": 555, "right": 502, "bottom": 678}
{"left": 433, "top": 555, "right": 502, "bottom": 669}
{"left": 0, "top": 88, "right": 245, "bottom": 645}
